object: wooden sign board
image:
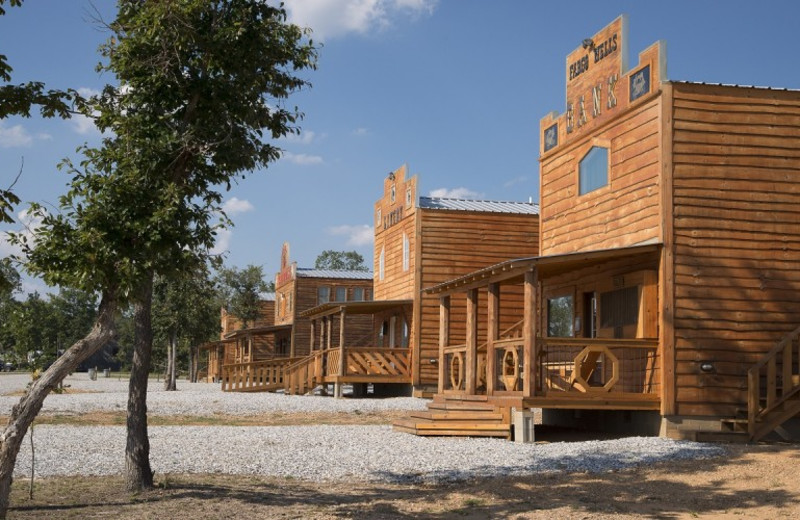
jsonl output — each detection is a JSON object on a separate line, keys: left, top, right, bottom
{"left": 276, "top": 241, "right": 295, "bottom": 287}
{"left": 540, "top": 15, "right": 666, "bottom": 155}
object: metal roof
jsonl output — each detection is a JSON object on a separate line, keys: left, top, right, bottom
{"left": 258, "top": 292, "right": 276, "bottom": 301}
{"left": 670, "top": 80, "right": 800, "bottom": 92}
{"left": 299, "top": 299, "right": 414, "bottom": 318}
{"left": 223, "top": 323, "right": 293, "bottom": 340}
{"left": 418, "top": 196, "right": 540, "bottom": 215}
{"left": 295, "top": 268, "right": 373, "bottom": 280}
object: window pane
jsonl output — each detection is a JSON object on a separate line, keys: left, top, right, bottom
{"left": 317, "top": 287, "right": 330, "bottom": 305}
{"left": 548, "top": 295, "right": 574, "bottom": 337}
{"left": 335, "top": 287, "right": 347, "bottom": 302}
{"left": 600, "top": 286, "right": 639, "bottom": 329}
{"left": 579, "top": 146, "right": 608, "bottom": 195}
{"left": 353, "top": 287, "right": 364, "bottom": 301}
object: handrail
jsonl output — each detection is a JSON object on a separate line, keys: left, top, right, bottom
{"left": 540, "top": 337, "right": 659, "bottom": 349}
{"left": 747, "top": 325, "right": 800, "bottom": 440}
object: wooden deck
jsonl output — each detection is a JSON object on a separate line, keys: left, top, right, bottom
{"left": 222, "top": 357, "right": 302, "bottom": 392}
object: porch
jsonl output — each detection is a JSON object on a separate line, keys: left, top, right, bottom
{"left": 428, "top": 244, "right": 663, "bottom": 412}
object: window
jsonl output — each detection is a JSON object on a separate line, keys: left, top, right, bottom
{"left": 379, "top": 247, "right": 385, "bottom": 281}
{"left": 334, "top": 287, "right": 347, "bottom": 302}
{"left": 547, "top": 295, "right": 574, "bottom": 337}
{"left": 390, "top": 184, "right": 396, "bottom": 203}
{"left": 579, "top": 146, "right": 609, "bottom": 195}
{"left": 406, "top": 188, "right": 412, "bottom": 207}
{"left": 353, "top": 287, "right": 364, "bottom": 301}
{"left": 402, "top": 233, "right": 409, "bottom": 271}
{"left": 376, "top": 208, "right": 381, "bottom": 226}
{"left": 317, "top": 287, "right": 330, "bottom": 305}
{"left": 600, "top": 286, "right": 639, "bottom": 338}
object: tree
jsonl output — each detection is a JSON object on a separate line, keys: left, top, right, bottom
{"left": 216, "top": 265, "right": 270, "bottom": 329}
{"left": 0, "top": 1, "right": 315, "bottom": 514}
{"left": 315, "top": 250, "right": 369, "bottom": 271}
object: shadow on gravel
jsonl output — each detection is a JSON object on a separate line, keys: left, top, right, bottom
{"left": 9, "top": 445, "right": 799, "bottom": 519}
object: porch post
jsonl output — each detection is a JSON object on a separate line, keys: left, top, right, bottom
{"left": 335, "top": 309, "right": 347, "bottom": 399}
{"left": 466, "top": 288, "right": 478, "bottom": 395}
{"left": 326, "top": 316, "right": 332, "bottom": 350}
{"left": 438, "top": 295, "right": 450, "bottom": 395}
{"left": 523, "top": 268, "right": 539, "bottom": 398}
{"left": 486, "top": 282, "right": 500, "bottom": 395}
{"left": 309, "top": 318, "right": 316, "bottom": 353}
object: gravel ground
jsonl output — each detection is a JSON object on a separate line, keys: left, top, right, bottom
{"left": 0, "top": 372, "right": 726, "bottom": 482}
{"left": 0, "top": 373, "right": 429, "bottom": 415}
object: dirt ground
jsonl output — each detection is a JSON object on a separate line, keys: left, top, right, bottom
{"left": 7, "top": 441, "right": 800, "bottom": 519}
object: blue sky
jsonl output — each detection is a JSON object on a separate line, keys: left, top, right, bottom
{"left": 1, "top": 0, "right": 799, "bottom": 294}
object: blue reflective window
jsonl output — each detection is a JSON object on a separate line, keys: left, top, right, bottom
{"left": 579, "top": 146, "right": 609, "bottom": 195}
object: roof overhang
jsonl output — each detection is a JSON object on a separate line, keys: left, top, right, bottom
{"left": 198, "top": 338, "right": 236, "bottom": 350}
{"left": 222, "top": 323, "right": 293, "bottom": 340}
{"left": 300, "top": 299, "right": 413, "bottom": 319}
{"left": 425, "top": 243, "right": 662, "bottom": 296}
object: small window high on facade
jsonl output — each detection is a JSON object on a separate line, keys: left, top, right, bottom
{"left": 402, "top": 233, "right": 409, "bottom": 271}
{"left": 579, "top": 146, "right": 609, "bottom": 195}
{"left": 547, "top": 295, "right": 574, "bottom": 337}
{"left": 317, "top": 287, "right": 330, "bottom": 305}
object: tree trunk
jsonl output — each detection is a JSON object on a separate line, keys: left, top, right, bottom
{"left": 125, "top": 276, "right": 154, "bottom": 492}
{"left": 0, "top": 293, "right": 117, "bottom": 520}
{"left": 164, "top": 331, "right": 176, "bottom": 391}
{"left": 188, "top": 344, "right": 197, "bottom": 383}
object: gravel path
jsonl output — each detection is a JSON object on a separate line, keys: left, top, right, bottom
{"left": 0, "top": 373, "right": 726, "bottom": 482}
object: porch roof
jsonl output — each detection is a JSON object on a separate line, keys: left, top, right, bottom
{"left": 424, "top": 243, "right": 662, "bottom": 295}
{"left": 222, "top": 323, "right": 292, "bottom": 340}
{"left": 299, "top": 299, "right": 413, "bottom": 319}
{"left": 198, "top": 338, "right": 236, "bottom": 350}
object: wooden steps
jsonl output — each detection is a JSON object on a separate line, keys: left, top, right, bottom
{"left": 393, "top": 394, "right": 512, "bottom": 439}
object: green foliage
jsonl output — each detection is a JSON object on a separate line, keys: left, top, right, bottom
{"left": 14, "top": 0, "right": 317, "bottom": 305}
{"left": 216, "top": 264, "right": 269, "bottom": 329}
{"left": 314, "top": 250, "right": 369, "bottom": 272}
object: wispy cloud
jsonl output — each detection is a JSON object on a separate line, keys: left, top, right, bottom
{"left": 328, "top": 224, "right": 374, "bottom": 247}
{"left": 282, "top": 151, "right": 324, "bottom": 165}
{"left": 503, "top": 176, "right": 528, "bottom": 188}
{"left": 285, "top": 0, "right": 437, "bottom": 40}
{"left": 0, "top": 122, "right": 34, "bottom": 148}
{"left": 352, "top": 127, "right": 369, "bottom": 137}
{"left": 0, "top": 208, "right": 44, "bottom": 257}
{"left": 210, "top": 226, "right": 232, "bottom": 256}
{"left": 428, "top": 187, "right": 482, "bottom": 199}
{"left": 222, "top": 197, "right": 255, "bottom": 215}
{"left": 283, "top": 130, "right": 317, "bottom": 145}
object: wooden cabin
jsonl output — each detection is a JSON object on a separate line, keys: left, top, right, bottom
{"left": 300, "top": 165, "right": 540, "bottom": 397}
{"left": 221, "top": 242, "right": 374, "bottom": 391}
{"left": 397, "top": 16, "right": 800, "bottom": 442}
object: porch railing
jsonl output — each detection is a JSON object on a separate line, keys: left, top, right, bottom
{"left": 442, "top": 343, "right": 467, "bottom": 392}
{"left": 490, "top": 338, "right": 524, "bottom": 393}
{"left": 537, "top": 337, "right": 660, "bottom": 396}
{"left": 284, "top": 350, "right": 325, "bottom": 395}
{"left": 333, "top": 346, "right": 411, "bottom": 379}
{"left": 222, "top": 357, "right": 301, "bottom": 392}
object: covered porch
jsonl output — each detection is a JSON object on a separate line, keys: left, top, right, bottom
{"left": 426, "top": 244, "right": 663, "bottom": 412}
{"left": 292, "top": 300, "right": 414, "bottom": 397}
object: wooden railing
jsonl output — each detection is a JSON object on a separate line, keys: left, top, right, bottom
{"left": 537, "top": 338, "right": 660, "bottom": 397}
{"left": 341, "top": 347, "right": 411, "bottom": 378}
{"left": 490, "top": 338, "right": 524, "bottom": 393}
{"left": 442, "top": 344, "right": 467, "bottom": 392}
{"left": 222, "top": 357, "right": 301, "bottom": 392}
{"left": 748, "top": 325, "right": 800, "bottom": 441}
{"left": 284, "top": 351, "right": 325, "bottom": 395}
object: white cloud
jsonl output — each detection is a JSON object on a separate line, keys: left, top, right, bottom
{"left": 285, "top": 0, "right": 437, "bottom": 40}
{"left": 503, "top": 176, "right": 528, "bottom": 188}
{"left": 428, "top": 187, "right": 482, "bottom": 199}
{"left": 0, "top": 122, "right": 33, "bottom": 148}
{"left": 282, "top": 151, "right": 324, "bottom": 165}
{"left": 0, "top": 208, "right": 44, "bottom": 257}
{"left": 328, "top": 224, "right": 374, "bottom": 247}
{"left": 70, "top": 87, "right": 104, "bottom": 135}
{"left": 222, "top": 197, "right": 255, "bottom": 215}
{"left": 210, "top": 227, "right": 232, "bottom": 256}
{"left": 352, "top": 127, "right": 369, "bottom": 137}
{"left": 283, "top": 130, "right": 316, "bottom": 145}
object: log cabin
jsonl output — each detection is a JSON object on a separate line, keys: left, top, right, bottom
{"left": 396, "top": 15, "right": 800, "bottom": 442}
{"left": 221, "top": 242, "right": 374, "bottom": 391}
{"left": 298, "top": 164, "right": 540, "bottom": 397}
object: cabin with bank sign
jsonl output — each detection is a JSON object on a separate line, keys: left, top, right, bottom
{"left": 395, "top": 15, "right": 800, "bottom": 442}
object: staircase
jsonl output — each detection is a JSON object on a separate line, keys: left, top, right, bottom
{"left": 283, "top": 351, "right": 324, "bottom": 395}
{"left": 393, "top": 394, "right": 512, "bottom": 439}
{"left": 746, "top": 325, "right": 800, "bottom": 442}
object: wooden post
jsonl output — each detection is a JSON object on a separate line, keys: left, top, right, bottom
{"left": 487, "top": 283, "right": 500, "bottom": 395}
{"left": 309, "top": 319, "right": 315, "bottom": 353}
{"left": 438, "top": 295, "right": 450, "bottom": 395}
{"left": 523, "top": 268, "right": 538, "bottom": 398}
{"left": 334, "top": 310, "right": 347, "bottom": 398}
{"left": 326, "top": 316, "right": 332, "bottom": 350}
{"left": 466, "top": 288, "right": 478, "bottom": 395}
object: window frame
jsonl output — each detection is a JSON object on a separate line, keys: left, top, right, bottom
{"left": 575, "top": 138, "right": 612, "bottom": 197}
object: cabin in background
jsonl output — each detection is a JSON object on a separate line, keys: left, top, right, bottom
{"left": 397, "top": 15, "right": 800, "bottom": 442}
{"left": 301, "top": 164, "right": 540, "bottom": 397}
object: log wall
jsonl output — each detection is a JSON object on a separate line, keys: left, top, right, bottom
{"left": 670, "top": 83, "right": 800, "bottom": 417}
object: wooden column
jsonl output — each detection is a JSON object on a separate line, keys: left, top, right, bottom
{"left": 326, "top": 316, "right": 332, "bottom": 350}
{"left": 523, "top": 268, "right": 538, "bottom": 398}
{"left": 309, "top": 319, "right": 316, "bottom": 353}
{"left": 438, "top": 295, "right": 450, "bottom": 394}
{"left": 486, "top": 283, "right": 500, "bottom": 395}
{"left": 339, "top": 310, "right": 347, "bottom": 375}
{"left": 466, "top": 288, "right": 478, "bottom": 395}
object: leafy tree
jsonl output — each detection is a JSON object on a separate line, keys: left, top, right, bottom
{"left": 216, "top": 265, "right": 270, "bottom": 329}
{"left": 315, "top": 250, "right": 369, "bottom": 271}
{"left": 0, "top": 0, "right": 315, "bottom": 513}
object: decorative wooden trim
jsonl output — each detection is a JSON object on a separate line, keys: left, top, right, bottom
{"left": 659, "top": 82, "right": 676, "bottom": 416}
